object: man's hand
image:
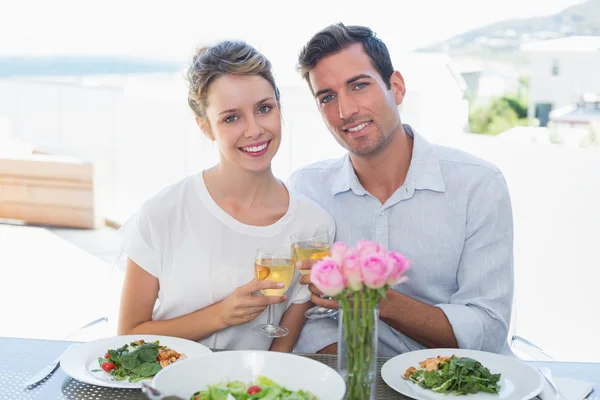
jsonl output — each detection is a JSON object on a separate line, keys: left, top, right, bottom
{"left": 296, "top": 259, "right": 339, "bottom": 310}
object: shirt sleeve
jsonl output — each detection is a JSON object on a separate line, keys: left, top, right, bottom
{"left": 294, "top": 317, "right": 339, "bottom": 354}
{"left": 436, "top": 171, "right": 514, "bottom": 353}
{"left": 118, "top": 203, "right": 163, "bottom": 278}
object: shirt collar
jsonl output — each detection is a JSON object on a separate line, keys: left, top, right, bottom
{"left": 331, "top": 124, "right": 446, "bottom": 196}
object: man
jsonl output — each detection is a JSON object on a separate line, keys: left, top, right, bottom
{"left": 287, "top": 23, "right": 514, "bottom": 356}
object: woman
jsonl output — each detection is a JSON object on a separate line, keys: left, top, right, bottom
{"left": 117, "top": 40, "right": 334, "bottom": 352}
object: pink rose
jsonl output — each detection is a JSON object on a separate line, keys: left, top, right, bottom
{"left": 386, "top": 251, "right": 410, "bottom": 286}
{"left": 356, "top": 240, "right": 385, "bottom": 258}
{"left": 360, "top": 253, "right": 391, "bottom": 289}
{"left": 311, "top": 258, "right": 347, "bottom": 297}
{"left": 341, "top": 249, "right": 363, "bottom": 291}
{"left": 330, "top": 241, "right": 349, "bottom": 264}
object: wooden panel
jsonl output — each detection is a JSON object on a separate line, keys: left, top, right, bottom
{"left": 0, "top": 182, "right": 94, "bottom": 209}
{"left": 0, "top": 156, "right": 93, "bottom": 183}
{"left": 0, "top": 149, "right": 101, "bottom": 229}
{"left": 0, "top": 203, "right": 94, "bottom": 229}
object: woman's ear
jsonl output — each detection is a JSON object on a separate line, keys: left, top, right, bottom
{"left": 196, "top": 116, "right": 215, "bottom": 141}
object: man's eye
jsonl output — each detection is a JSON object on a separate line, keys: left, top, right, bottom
{"left": 320, "top": 94, "right": 335, "bottom": 104}
{"left": 354, "top": 82, "right": 368, "bottom": 90}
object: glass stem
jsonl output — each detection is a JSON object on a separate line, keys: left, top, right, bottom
{"left": 267, "top": 304, "right": 275, "bottom": 325}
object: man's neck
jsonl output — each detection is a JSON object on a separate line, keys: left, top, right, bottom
{"left": 350, "top": 124, "right": 414, "bottom": 204}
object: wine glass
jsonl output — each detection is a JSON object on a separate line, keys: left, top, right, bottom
{"left": 252, "top": 246, "right": 294, "bottom": 338}
{"left": 291, "top": 229, "right": 338, "bottom": 320}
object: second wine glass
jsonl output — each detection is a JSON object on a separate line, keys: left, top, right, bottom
{"left": 291, "top": 229, "right": 338, "bottom": 320}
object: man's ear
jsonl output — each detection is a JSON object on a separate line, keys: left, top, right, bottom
{"left": 389, "top": 70, "right": 406, "bottom": 106}
{"left": 196, "top": 116, "right": 215, "bottom": 141}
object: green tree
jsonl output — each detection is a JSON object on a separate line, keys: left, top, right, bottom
{"left": 468, "top": 75, "right": 532, "bottom": 135}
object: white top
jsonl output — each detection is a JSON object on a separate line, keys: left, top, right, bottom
{"left": 120, "top": 172, "right": 335, "bottom": 351}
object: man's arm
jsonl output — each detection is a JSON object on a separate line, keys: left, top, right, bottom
{"left": 306, "top": 283, "right": 458, "bottom": 349}
{"left": 379, "top": 291, "right": 458, "bottom": 348}
{"left": 434, "top": 172, "right": 514, "bottom": 352}
{"left": 307, "top": 172, "right": 514, "bottom": 352}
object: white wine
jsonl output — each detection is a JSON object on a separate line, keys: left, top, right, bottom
{"left": 255, "top": 258, "right": 294, "bottom": 296}
{"left": 291, "top": 243, "right": 331, "bottom": 275}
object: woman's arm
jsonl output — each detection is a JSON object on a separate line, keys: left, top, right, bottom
{"left": 117, "top": 258, "right": 228, "bottom": 341}
{"left": 269, "top": 302, "right": 312, "bottom": 352}
{"left": 118, "top": 258, "right": 288, "bottom": 342}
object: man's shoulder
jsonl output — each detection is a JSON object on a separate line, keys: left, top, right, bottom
{"left": 433, "top": 143, "right": 502, "bottom": 176}
{"left": 431, "top": 143, "right": 506, "bottom": 193}
{"left": 290, "top": 155, "right": 347, "bottom": 176}
{"left": 288, "top": 156, "right": 347, "bottom": 180}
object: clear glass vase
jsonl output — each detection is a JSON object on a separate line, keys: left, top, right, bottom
{"left": 337, "top": 296, "right": 378, "bottom": 400}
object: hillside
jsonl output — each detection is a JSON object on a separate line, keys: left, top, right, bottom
{"left": 418, "top": 0, "right": 600, "bottom": 71}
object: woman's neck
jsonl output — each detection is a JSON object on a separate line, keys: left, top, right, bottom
{"left": 203, "top": 162, "right": 282, "bottom": 209}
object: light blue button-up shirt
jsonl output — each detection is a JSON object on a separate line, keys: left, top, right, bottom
{"left": 287, "top": 126, "right": 514, "bottom": 356}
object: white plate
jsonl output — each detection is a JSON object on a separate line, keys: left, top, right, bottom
{"left": 60, "top": 335, "right": 212, "bottom": 388}
{"left": 151, "top": 350, "right": 346, "bottom": 399}
{"left": 381, "top": 348, "right": 545, "bottom": 400}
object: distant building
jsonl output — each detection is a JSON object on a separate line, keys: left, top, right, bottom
{"left": 521, "top": 36, "right": 600, "bottom": 127}
{"left": 547, "top": 92, "right": 600, "bottom": 148}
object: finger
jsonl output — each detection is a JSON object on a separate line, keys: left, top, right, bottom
{"left": 247, "top": 294, "right": 288, "bottom": 307}
{"left": 243, "top": 306, "right": 268, "bottom": 315}
{"left": 311, "top": 294, "right": 339, "bottom": 310}
{"left": 308, "top": 283, "right": 324, "bottom": 297}
{"left": 296, "top": 258, "right": 316, "bottom": 272}
{"left": 299, "top": 274, "right": 312, "bottom": 285}
{"left": 240, "top": 279, "right": 285, "bottom": 294}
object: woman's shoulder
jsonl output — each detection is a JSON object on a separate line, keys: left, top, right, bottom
{"left": 135, "top": 173, "right": 200, "bottom": 222}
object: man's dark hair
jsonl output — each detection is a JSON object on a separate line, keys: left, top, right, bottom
{"left": 297, "top": 23, "right": 394, "bottom": 94}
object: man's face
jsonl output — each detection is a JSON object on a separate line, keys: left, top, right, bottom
{"left": 308, "top": 43, "right": 406, "bottom": 157}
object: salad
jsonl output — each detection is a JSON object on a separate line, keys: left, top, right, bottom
{"left": 404, "top": 355, "right": 501, "bottom": 396}
{"left": 93, "top": 339, "right": 186, "bottom": 383}
{"left": 191, "top": 375, "right": 319, "bottom": 400}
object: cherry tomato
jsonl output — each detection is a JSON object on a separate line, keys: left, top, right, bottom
{"left": 101, "top": 361, "right": 116, "bottom": 372}
{"left": 156, "top": 356, "right": 161, "bottom": 361}
{"left": 247, "top": 385, "right": 262, "bottom": 395}
{"left": 104, "top": 353, "right": 110, "bottom": 359}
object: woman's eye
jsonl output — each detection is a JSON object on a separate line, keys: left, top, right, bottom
{"left": 258, "top": 105, "right": 272, "bottom": 114}
{"left": 224, "top": 115, "right": 239, "bottom": 123}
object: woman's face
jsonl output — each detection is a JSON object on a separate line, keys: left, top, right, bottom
{"left": 200, "top": 74, "right": 281, "bottom": 173}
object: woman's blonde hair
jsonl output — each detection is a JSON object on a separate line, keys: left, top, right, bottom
{"left": 186, "top": 40, "right": 281, "bottom": 119}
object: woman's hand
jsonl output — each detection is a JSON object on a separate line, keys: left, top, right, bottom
{"left": 219, "top": 279, "right": 287, "bottom": 327}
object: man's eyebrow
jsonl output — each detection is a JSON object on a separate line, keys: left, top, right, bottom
{"left": 314, "top": 74, "right": 373, "bottom": 98}
{"left": 346, "top": 74, "right": 372, "bottom": 84}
